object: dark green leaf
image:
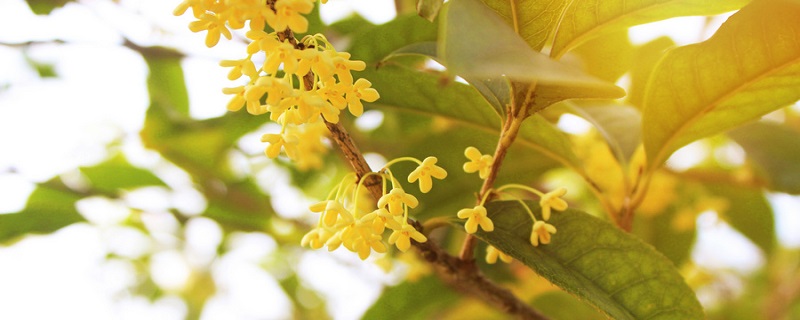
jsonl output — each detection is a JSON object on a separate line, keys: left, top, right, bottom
{"left": 462, "top": 200, "right": 703, "bottom": 319}
{"left": 0, "top": 179, "right": 85, "bottom": 243}
{"left": 79, "top": 154, "right": 166, "bottom": 195}
{"left": 363, "top": 275, "right": 460, "bottom": 320}
{"left": 348, "top": 13, "right": 438, "bottom": 64}
{"left": 728, "top": 122, "right": 800, "bottom": 194}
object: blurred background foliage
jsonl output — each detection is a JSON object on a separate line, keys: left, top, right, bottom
{"left": 1, "top": 0, "right": 800, "bottom": 319}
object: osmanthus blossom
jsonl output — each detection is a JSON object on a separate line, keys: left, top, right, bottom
{"left": 540, "top": 187, "right": 568, "bottom": 221}
{"left": 530, "top": 221, "right": 557, "bottom": 247}
{"left": 389, "top": 224, "right": 428, "bottom": 252}
{"left": 408, "top": 156, "right": 448, "bottom": 193}
{"left": 486, "top": 245, "right": 513, "bottom": 264}
{"left": 463, "top": 146, "right": 494, "bottom": 179}
{"left": 457, "top": 205, "right": 494, "bottom": 234}
{"left": 378, "top": 188, "right": 419, "bottom": 216}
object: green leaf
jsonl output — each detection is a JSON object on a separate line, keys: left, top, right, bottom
{"left": 79, "top": 154, "right": 166, "bottom": 195}
{"left": 570, "top": 30, "right": 634, "bottom": 83}
{"left": 627, "top": 37, "right": 676, "bottom": 109}
{"left": 706, "top": 183, "right": 776, "bottom": 255}
{"left": 417, "top": 0, "right": 444, "bottom": 22}
{"left": 439, "top": 0, "right": 624, "bottom": 99}
{"left": 463, "top": 200, "right": 703, "bottom": 320}
{"left": 530, "top": 291, "right": 606, "bottom": 320}
{"left": 381, "top": 41, "right": 508, "bottom": 117}
{"left": 363, "top": 275, "right": 460, "bottom": 320}
{"left": 549, "top": 0, "right": 748, "bottom": 58}
{"left": 25, "top": 0, "right": 72, "bottom": 15}
{"left": 642, "top": 0, "right": 800, "bottom": 171}
{"left": 728, "top": 122, "right": 800, "bottom": 194}
{"left": 328, "top": 14, "right": 375, "bottom": 36}
{"left": 357, "top": 65, "right": 582, "bottom": 172}
{"left": 565, "top": 101, "right": 642, "bottom": 166}
{"left": 348, "top": 13, "right": 438, "bottom": 64}
{"left": 479, "top": 0, "right": 569, "bottom": 52}
{"left": 143, "top": 48, "right": 189, "bottom": 117}
{"left": 0, "top": 179, "right": 86, "bottom": 243}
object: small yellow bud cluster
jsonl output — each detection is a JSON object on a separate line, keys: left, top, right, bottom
{"left": 175, "top": 0, "right": 380, "bottom": 171}
{"left": 459, "top": 147, "right": 570, "bottom": 264}
{"left": 302, "top": 157, "right": 447, "bottom": 260}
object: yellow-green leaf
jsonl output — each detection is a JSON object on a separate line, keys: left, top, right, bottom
{"left": 643, "top": 0, "right": 800, "bottom": 171}
{"left": 458, "top": 200, "right": 704, "bottom": 320}
{"left": 480, "top": 0, "right": 569, "bottom": 52}
{"left": 417, "top": 0, "right": 444, "bottom": 21}
{"left": 440, "top": 0, "right": 624, "bottom": 97}
{"left": 550, "top": 0, "right": 749, "bottom": 58}
{"left": 627, "top": 37, "right": 676, "bottom": 109}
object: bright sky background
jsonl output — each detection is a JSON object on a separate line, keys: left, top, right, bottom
{"left": 0, "top": 0, "right": 798, "bottom": 319}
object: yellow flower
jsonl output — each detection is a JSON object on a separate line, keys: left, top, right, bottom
{"left": 188, "top": 13, "right": 232, "bottom": 47}
{"left": 317, "top": 80, "right": 348, "bottom": 110}
{"left": 354, "top": 233, "right": 387, "bottom": 260}
{"left": 344, "top": 78, "right": 379, "bottom": 117}
{"left": 301, "top": 227, "right": 333, "bottom": 250}
{"left": 530, "top": 221, "right": 556, "bottom": 246}
{"left": 463, "top": 146, "right": 494, "bottom": 179}
{"left": 457, "top": 205, "right": 494, "bottom": 234}
{"left": 388, "top": 224, "right": 427, "bottom": 252}
{"left": 296, "top": 48, "right": 334, "bottom": 79}
{"left": 222, "top": 85, "right": 246, "bottom": 112}
{"left": 271, "top": 0, "right": 314, "bottom": 33}
{"left": 360, "top": 208, "right": 402, "bottom": 234}
{"left": 263, "top": 42, "right": 300, "bottom": 75}
{"left": 540, "top": 187, "right": 568, "bottom": 221}
{"left": 309, "top": 200, "right": 354, "bottom": 227}
{"left": 378, "top": 188, "right": 419, "bottom": 216}
{"left": 220, "top": 56, "right": 257, "bottom": 81}
{"left": 486, "top": 245, "right": 512, "bottom": 264}
{"left": 407, "top": 157, "right": 447, "bottom": 193}
{"left": 332, "top": 51, "right": 366, "bottom": 84}
{"left": 261, "top": 133, "right": 297, "bottom": 158}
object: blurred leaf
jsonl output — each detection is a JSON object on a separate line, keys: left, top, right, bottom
{"left": 642, "top": 0, "right": 800, "bottom": 171}
{"left": 417, "top": 0, "right": 444, "bottom": 21}
{"left": 627, "top": 37, "right": 675, "bottom": 109}
{"left": 566, "top": 101, "right": 642, "bottom": 166}
{"left": 440, "top": 0, "right": 624, "bottom": 99}
{"left": 305, "top": 4, "right": 325, "bottom": 35}
{"left": 25, "top": 57, "right": 57, "bottom": 78}
{"left": 530, "top": 290, "right": 606, "bottom": 320}
{"left": 461, "top": 200, "right": 703, "bottom": 319}
{"left": 728, "top": 122, "right": 800, "bottom": 194}
{"left": 707, "top": 183, "right": 776, "bottom": 255}
{"left": 0, "top": 179, "right": 85, "bottom": 243}
{"left": 348, "top": 13, "right": 438, "bottom": 64}
{"left": 634, "top": 204, "right": 696, "bottom": 266}
{"left": 79, "top": 154, "right": 166, "bottom": 195}
{"left": 25, "top": 0, "right": 72, "bottom": 15}
{"left": 549, "top": 0, "right": 748, "bottom": 58}
{"left": 328, "top": 14, "right": 375, "bottom": 36}
{"left": 570, "top": 30, "right": 634, "bottom": 83}
{"left": 143, "top": 49, "right": 189, "bottom": 117}
{"left": 358, "top": 65, "right": 581, "bottom": 172}
{"left": 363, "top": 276, "right": 460, "bottom": 320}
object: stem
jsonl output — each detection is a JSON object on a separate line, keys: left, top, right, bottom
{"left": 460, "top": 110, "right": 526, "bottom": 261}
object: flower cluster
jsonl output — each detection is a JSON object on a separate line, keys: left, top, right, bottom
{"left": 301, "top": 157, "right": 446, "bottom": 260}
{"left": 175, "top": 0, "right": 379, "bottom": 171}
{"left": 458, "top": 147, "right": 570, "bottom": 264}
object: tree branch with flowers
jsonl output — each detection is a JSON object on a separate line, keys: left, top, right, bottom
{"left": 163, "top": 0, "right": 800, "bottom": 318}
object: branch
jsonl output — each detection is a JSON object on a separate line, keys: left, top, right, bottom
{"left": 275, "top": 16, "right": 548, "bottom": 320}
